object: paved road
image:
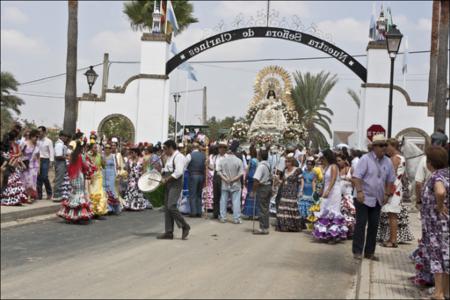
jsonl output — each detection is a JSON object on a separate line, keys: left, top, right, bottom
{"left": 1, "top": 210, "right": 358, "bottom": 299}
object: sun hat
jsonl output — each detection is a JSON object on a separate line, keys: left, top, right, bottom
{"left": 372, "top": 134, "right": 387, "bottom": 145}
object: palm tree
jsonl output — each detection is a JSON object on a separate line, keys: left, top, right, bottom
{"left": 347, "top": 88, "right": 361, "bottom": 109}
{"left": 434, "top": 0, "right": 449, "bottom": 131}
{"left": 1, "top": 71, "right": 24, "bottom": 136}
{"left": 291, "top": 71, "right": 338, "bottom": 149}
{"left": 63, "top": 0, "right": 78, "bottom": 135}
{"left": 123, "top": 0, "right": 198, "bottom": 35}
{"left": 427, "top": 0, "right": 440, "bottom": 112}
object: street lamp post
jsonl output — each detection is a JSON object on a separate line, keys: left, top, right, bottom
{"left": 173, "top": 93, "right": 181, "bottom": 141}
{"left": 84, "top": 66, "right": 99, "bottom": 94}
{"left": 385, "top": 24, "right": 403, "bottom": 138}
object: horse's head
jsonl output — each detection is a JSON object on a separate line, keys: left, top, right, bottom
{"left": 400, "top": 138, "right": 424, "bottom": 182}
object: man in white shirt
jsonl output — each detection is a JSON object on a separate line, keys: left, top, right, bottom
{"left": 157, "top": 140, "right": 190, "bottom": 240}
{"left": 252, "top": 148, "right": 273, "bottom": 234}
{"left": 53, "top": 131, "right": 69, "bottom": 202}
{"left": 37, "top": 126, "right": 54, "bottom": 200}
{"left": 212, "top": 141, "right": 228, "bottom": 219}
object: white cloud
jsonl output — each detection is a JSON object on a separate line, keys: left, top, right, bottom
{"left": 90, "top": 30, "right": 141, "bottom": 59}
{"left": 417, "top": 18, "right": 431, "bottom": 31}
{"left": 317, "top": 18, "right": 368, "bottom": 45}
{"left": 212, "top": 1, "right": 310, "bottom": 25}
{"left": 2, "top": 7, "right": 29, "bottom": 24}
{"left": 1, "top": 29, "right": 49, "bottom": 54}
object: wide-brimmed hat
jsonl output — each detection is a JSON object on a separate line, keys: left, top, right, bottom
{"left": 218, "top": 140, "right": 228, "bottom": 148}
{"left": 371, "top": 134, "right": 387, "bottom": 145}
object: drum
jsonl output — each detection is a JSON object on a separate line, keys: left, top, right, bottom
{"left": 138, "top": 170, "right": 162, "bottom": 192}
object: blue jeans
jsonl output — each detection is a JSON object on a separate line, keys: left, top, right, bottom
{"left": 220, "top": 188, "right": 241, "bottom": 221}
{"left": 189, "top": 174, "right": 204, "bottom": 215}
{"left": 37, "top": 158, "right": 52, "bottom": 198}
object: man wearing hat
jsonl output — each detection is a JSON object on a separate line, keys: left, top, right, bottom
{"left": 352, "top": 134, "right": 396, "bottom": 260}
{"left": 53, "top": 131, "right": 69, "bottom": 202}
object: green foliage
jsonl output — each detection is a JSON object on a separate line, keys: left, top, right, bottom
{"left": 168, "top": 115, "right": 182, "bottom": 139}
{"left": 1, "top": 71, "right": 24, "bottom": 137}
{"left": 206, "top": 116, "right": 244, "bottom": 141}
{"left": 291, "top": 71, "right": 338, "bottom": 149}
{"left": 99, "top": 116, "right": 135, "bottom": 143}
{"left": 123, "top": 0, "right": 198, "bottom": 35}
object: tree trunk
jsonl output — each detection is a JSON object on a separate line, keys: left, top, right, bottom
{"left": 434, "top": 0, "right": 449, "bottom": 132}
{"left": 63, "top": 0, "right": 78, "bottom": 136}
{"left": 427, "top": 0, "right": 440, "bottom": 113}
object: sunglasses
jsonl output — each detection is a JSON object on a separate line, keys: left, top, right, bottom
{"left": 375, "top": 144, "right": 387, "bottom": 148}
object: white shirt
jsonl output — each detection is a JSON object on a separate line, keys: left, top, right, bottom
{"left": 351, "top": 157, "right": 360, "bottom": 172}
{"left": 253, "top": 161, "right": 272, "bottom": 185}
{"left": 163, "top": 150, "right": 185, "bottom": 179}
{"left": 38, "top": 137, "right": 54, "bottom": 162}
{"left": 54, "top": 139, "right": 66, "bottom": 158}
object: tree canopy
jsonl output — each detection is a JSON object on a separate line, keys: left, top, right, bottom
{"left": 1, "top": 71, "right": 24, "bottom": 137}
{"left": 123, "top": 0, "right": 198, "bottom": 35}
{"left": 291, "top": 71, "right": 338, "bottom": 149}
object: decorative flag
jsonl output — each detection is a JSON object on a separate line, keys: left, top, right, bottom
{"left": 402, "top": 36, "right": 408, "bottom": 75}
{"left": 171, "top": 41, "right": 198, "bottom": 82}
{"left": 166, "top": 0, "right": 179, "bottom": 34}
{"left": 369, "top": 2, "right": 376, "bottom": 41}
{"left": 386, "top": 6, "right": 393, "bottom": 32}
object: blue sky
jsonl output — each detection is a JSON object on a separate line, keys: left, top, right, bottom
{"left": 1, "top": 1, "right": 434, "bottom": 131}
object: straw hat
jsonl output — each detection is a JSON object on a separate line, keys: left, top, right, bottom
{"left": 371, "top": 134, "right": 387, "bottom": 145}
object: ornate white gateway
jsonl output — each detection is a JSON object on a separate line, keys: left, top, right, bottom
{"left": 230, "top": 66, "right": 307, "bottom": 145}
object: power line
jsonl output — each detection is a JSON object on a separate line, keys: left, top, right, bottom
{"left": 12, "top": 92, "right": 64, "bottom": 99}
{"left": 18, "top": 62, "right": 103, "bottom": 86}
{"left": 189, "top": 50, "right": 431, "bottom": 64}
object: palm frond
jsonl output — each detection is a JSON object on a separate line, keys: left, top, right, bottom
{"left": 347, "top": 88, "right": 361, "bottom": 108}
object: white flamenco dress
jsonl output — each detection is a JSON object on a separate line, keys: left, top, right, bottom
{"left": 313, "top": 166, "right": 348, "bottom": 241}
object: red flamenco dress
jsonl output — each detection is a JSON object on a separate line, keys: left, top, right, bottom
{"left": 57, "top": 154, "right": 93, "bottom": 223}
{"left": 1, "top": 144, "right": 28, "bottom": 206}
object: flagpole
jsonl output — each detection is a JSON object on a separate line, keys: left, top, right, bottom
{"left": 164, "top": 0, "right": 169, "bottom": 34}
{"left": 266, "top": 0, "right": 270, "bottom": 27}
{"left": 183, "top": 71, "right": 189, "bottom": 140}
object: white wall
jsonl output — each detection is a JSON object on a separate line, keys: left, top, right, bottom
{"left": 77, "top": 34, "right": 171, "bottom": 143}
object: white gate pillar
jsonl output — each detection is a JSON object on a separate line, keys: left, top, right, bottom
{"left": 357, "top": 41, "right": 390, "bottom": 150}
{"left": 135, "top": 33, "right": 171, "bottom": 143}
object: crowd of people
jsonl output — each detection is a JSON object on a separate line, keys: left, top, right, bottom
{"left": 1, "top": 122, "right": 448, "bottom": 299}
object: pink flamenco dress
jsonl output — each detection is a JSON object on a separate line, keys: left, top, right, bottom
{"left": 313, "top": 166, "right": 349, "bottom": 242}
{"left": 57, "top": 154, "right": 94, "bottom": 223}
{"left": 201, "top": 154, "right": 215, "bottom": 212}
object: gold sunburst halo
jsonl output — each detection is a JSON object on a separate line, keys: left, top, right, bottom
{"left": 250, "top": 65, "right": 295, "bottom": 110}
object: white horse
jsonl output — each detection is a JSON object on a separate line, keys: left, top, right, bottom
{"left": 400, "top": 137, "right": 425, "bottom": 203}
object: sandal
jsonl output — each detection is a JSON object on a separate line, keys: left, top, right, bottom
{"left": 382, "top": 241, "right": 398, "bottom": 248}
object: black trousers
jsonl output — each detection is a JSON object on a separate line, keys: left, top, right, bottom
{"left": 257, "top": 185, "right": 272, "bottom": 230}
{"left": 352, "top": 200, "right": 382, "bottom": 256}
{"left": 164, "top": 178, "right": 189, "bottom": 233}
{"left": 212, "top": 172, "right": 222, "bottom": 218}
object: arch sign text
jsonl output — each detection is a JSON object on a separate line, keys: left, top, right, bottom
{"left": 166, "top": 27, "right": 367, "bottom": 82}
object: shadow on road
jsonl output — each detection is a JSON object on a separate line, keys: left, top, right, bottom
{"left": 132, "top": 232, "right": 160, "bottom": 237}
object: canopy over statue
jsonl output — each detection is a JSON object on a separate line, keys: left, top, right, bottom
{"left": 230, "top": 66, "right": 307, "bottom": 146}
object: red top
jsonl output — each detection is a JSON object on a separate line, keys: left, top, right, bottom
{"left": 68, "top": 154, "right": 87, "bottom": 180}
